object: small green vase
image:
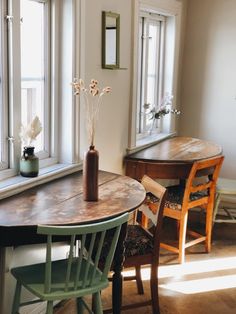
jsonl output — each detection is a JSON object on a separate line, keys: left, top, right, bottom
{"left": 20, "top": 146, "right": 39, "bottom": 177}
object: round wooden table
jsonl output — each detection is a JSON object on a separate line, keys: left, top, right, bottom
{"left": 125, "top": 136, "right": 223, "bottom": 180}
{"left": 0, "top": 171, "right": 146, "bottom": 314}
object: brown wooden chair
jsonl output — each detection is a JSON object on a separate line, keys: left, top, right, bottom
{"left": 160, "top": 155, "right": 224, "bottom": 264}
{"left": 120, "top": 175, "right": 167, "bottom": 314}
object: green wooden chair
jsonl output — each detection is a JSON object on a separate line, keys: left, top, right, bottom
{"left": 11, "top": 213, "right": 129, "bottom": 314}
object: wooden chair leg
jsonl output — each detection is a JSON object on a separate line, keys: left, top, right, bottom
{"left": 150, "top": 264, "right": 160, "bottom": 314}
{"left": 11, "top": 281, "right": 21, "bottom": 314}
{"left": 178, "top": 212, "right": 188, "bottom": 264}
{"left": 135, "top": 265, "right": 144, "bottom": 294}
{"left": 93, "top": 292, "right": 103, "bottom": 314}
{"left": 46, "top": 301, "right": 53, "bottom": 314}
{"left": 77, "top": 297, "right": 84, "bottom": 313}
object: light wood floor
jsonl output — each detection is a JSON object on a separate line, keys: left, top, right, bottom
{"left": 54, "top": 214, "right": 236, "bottom": 314}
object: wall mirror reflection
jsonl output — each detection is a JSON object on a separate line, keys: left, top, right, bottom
{"left": 102, "top": 11, "right": 120, "bottom": 69}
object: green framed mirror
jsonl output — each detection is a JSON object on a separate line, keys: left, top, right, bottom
{"left": 102, "top": 11, "right": 120, "bottom": 69}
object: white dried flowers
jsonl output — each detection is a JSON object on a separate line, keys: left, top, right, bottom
{"left": 20, "top": 116, "right": 42, "bottom": 147}
{"left": 71, "top": 78, "right": 111, "bottom": 147}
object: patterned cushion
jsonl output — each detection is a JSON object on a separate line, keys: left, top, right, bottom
{"left": 124, "top": 225, "right": 153, "bottom": 257}
{"left": 165, "top": 185, "right": 208, "bottom": 210}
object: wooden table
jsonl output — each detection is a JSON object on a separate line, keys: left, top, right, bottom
{"left": 125, "top": 136, "right": 222, "bottom": 180}
{"left": 0, "top": 171, "right": 145, "bottom": 314}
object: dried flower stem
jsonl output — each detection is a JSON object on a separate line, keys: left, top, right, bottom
{"left": 72, "top": 79, "right": 111, "bottom": 147}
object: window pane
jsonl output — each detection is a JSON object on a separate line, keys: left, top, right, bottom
{"left": 145, "top": 21, "right": 161, "bottom": 132}
{"left": 0, "top": 7, "right": 5, "bottom": 168}
{"left": 137, "top": 16, "right": 163, "bottom": 136}
{"left": 21, "top": 0, "right": 46, "bottom": 152}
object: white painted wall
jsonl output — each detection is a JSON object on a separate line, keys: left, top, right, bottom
{"left": 79, "top": 0, "right": 132, "bottom": 174}
{"left": 179, "top": 0, "right": 236, "bottom": 178}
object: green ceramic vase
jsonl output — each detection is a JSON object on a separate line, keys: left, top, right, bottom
{"left": 20, "top": 146, "right": 39, "bottom": 177}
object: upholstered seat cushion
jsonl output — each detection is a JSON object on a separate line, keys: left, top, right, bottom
{"left": 97, "top": 225, "right": 153, "bottom": 267}
{"left": 124, "top": 225, "right": 153, "bottom": 257}
{"left": 165, "top": 185, "right": 208, "bottom": 210}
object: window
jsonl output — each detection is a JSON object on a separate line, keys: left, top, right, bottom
{"left": 128, "top": 0, "right": 182, "bottom": 153}
{"left": 0, "top": 0, "right": 7, "bottom": 171}
{"left": 0, "top": 0, "right": 80, "bottom": 188}
{"left": 137, "top": 13, "right": 166, "bottom": 137}
{"left": 20, "top": 0, "right": 50, "bottom": 156}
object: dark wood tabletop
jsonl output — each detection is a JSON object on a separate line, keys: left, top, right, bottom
{"left": 126, "top": 137, "right": 222, "bottom": 163}
{"left": 0, "top": 170, "right": 146, "bottom": 314}
{"left": 0, "top": 171, "right": 145, "bottom": 228}
{"left": 125, "top": 136, "right": 223, "bottom": 180}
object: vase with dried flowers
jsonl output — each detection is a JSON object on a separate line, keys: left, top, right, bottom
{"left": 19, "top": 116, "right": 42, "bottom": 177}
{"left": 71, "top": 78, "right": 111, "bottom": 201}
{"left": 149, "top": 93, "right": 181, "bottom": 134}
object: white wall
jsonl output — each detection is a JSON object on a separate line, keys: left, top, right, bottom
{"left": 179, "top": 0, "right": 236, "bottom": 178}
{"left": 79, "top": 0, "right": 132, "bottom": 174}
{"left": 79, "top": 0, "right": 187, "bottom": 175}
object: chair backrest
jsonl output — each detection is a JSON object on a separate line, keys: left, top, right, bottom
{"left": 183, "top": 156, "right": 224, "bottom": 210}
{"left": 138, "top": 175, "right": 167, "bottom": 255}
{"left": 37, "top": 213, "right": 129, "bottom": 294}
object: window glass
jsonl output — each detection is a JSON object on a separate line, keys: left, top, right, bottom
{"left": 137, "top": 14, "right": 165, "bottom": 138}
{"left": 0, "top": 22, "right": 2, "bottom": 164}
{"left": 20, "top": 0, "right": 47, "bottom": 152}
{"left": 0, "top": 5, "right": 5, "bottom": 169}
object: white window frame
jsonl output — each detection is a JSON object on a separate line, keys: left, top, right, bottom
{"left": 0, "top": 0, "right": 8, "bottom": 171}
{"left": 0, "top": 0, "right": 84, "bottom": 199}
{"left": 137, "top": 12, "right": 166, "bottom": 139}
{"left": 128, "top": 0, "right": 182, "bottom": 154}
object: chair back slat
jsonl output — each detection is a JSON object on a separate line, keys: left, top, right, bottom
{"left": 103, "top": 225, "right": 122, "bottom": 276}
{"left": 82, "top": 232, "right": 96, "bottom": 288}
{"left": 183, "top": 156, "right": 224, "bottom": 206}
{"left": 65, "top": 234, "right": 76, "bottom": 291}
{"left": 90, "top": 230, "right": 106, "bottom": 285}
{"left": 45, "top": 235, "right": 52, "bottom": 294}
{"left": 74, "top": 234, "right": 86, "bottom": 290}
{"left": 139, "top": 175, "right": 167, "bottom": 226}
{"left": 37, "top": 213, "right": 129, "bottom": 295}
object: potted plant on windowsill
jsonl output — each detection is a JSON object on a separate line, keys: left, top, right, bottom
{"left": 19, "top": 116, "right": 42, "bottom": 177}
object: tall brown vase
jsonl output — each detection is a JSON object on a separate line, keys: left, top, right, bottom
{"left": 83, "top": 145, "right": 99, "bottom": 201}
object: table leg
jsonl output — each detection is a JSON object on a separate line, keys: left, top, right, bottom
{"left": 112, "top": 222, "right": 127, "bottom": 314}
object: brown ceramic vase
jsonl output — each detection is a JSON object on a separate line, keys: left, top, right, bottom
{"left": 83, "top": 145, "right": 99, "bottom": 201}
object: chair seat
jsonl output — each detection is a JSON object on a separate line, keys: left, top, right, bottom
{"left": 217, "top": 178, "right": 236, "bottom": 194}
{"left": 11, "top": 258, "right": 108, "bottom": 301}
{"left": 213, "top": 178, "right": 236, "bottom": 223}
{"left": 165, "top": 185, "right": 208, "bottom": 210}
{"left": 125, "top": 225, "right": 153, "bottom": 258}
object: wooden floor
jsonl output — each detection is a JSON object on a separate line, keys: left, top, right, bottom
{"left": 54, "top": 213, "right": 236, "bottom": 314}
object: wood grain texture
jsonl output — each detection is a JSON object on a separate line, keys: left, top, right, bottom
{"left": 125, "top": 137, "right": 222, "bottom": 180}
{"left": 0, "top": 171, "right": 145, "bottom": 228}
{"left": 126, "top": 137, "right": 222, "bottom": 163}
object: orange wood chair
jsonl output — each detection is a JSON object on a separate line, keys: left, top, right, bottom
{"left": 120, "top": 175, "right": 167, "bottom": 313}
{"left": 160, "top": 156, "right": 224, "bottom": 264}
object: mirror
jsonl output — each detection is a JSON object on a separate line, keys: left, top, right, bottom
{"left": 102, "top": 11, "right": 120, "bottom": 69}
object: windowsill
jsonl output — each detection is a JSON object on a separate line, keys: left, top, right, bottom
{"left": 126, "top": 132, "right": 176, "bottom": 155}
{"left": 0, "top": 162, "right": 82, "bottom": 201}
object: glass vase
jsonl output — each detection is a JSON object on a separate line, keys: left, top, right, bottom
{"left": 83, "top": 145, "right": 99, "bottom": 201}
{"left": 20, "top": 146, "right": 39, "bottom": 177}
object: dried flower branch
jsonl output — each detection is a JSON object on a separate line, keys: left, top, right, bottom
{"left": 150, "top": 93, "right": 180, "bottom": 120}
{"left": 20, "top": 116, "right": 42, "bottom": 146}
{"left": 71, "top": 78, "right": 111, "bottom": 146}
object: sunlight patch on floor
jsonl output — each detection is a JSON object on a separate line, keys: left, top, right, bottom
{"left": 158, "top": 256, "right": 236, "bottom": 279}
{"left": 122, "top": 256, "right": 236, "bottom": 281}
{"left": 160, "top": 274, "right": 236, "bottom": 294}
